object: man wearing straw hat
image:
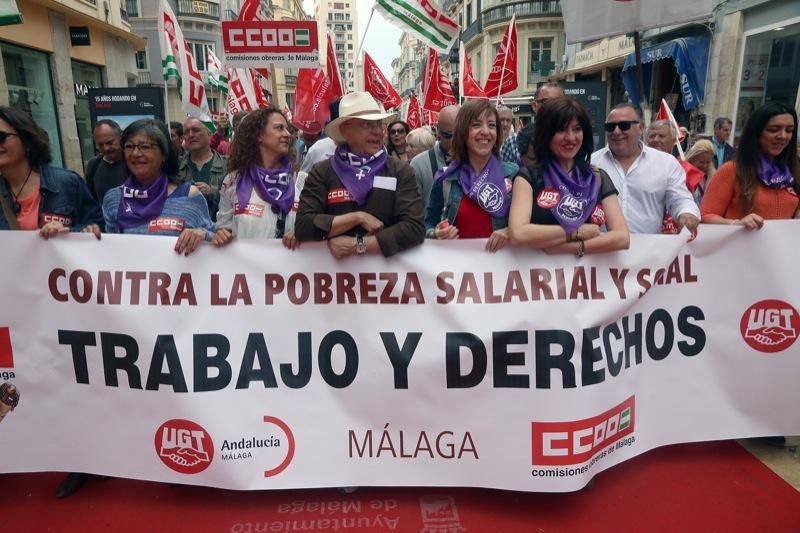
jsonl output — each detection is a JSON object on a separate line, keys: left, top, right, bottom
{"left": 295, "top": 91, "right": 425, "bottom": 257}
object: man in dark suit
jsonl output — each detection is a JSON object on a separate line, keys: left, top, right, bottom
{"left": 712, "top": 117, "right": 734, "bottom": 168}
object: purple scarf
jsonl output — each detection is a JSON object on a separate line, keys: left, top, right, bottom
{"left": 117, "top": 175, "right": 168, "bottom": 229}
{"left": 435, "top": 155, "right": 510, "bottom": 218}
{"left": 330, "top": 145, "right": 388, "bottom": 206}
{"left": 236, "top": 157, "right": 294, "bottom": 214}
{"left": 758, "top": 156, "right": 795, "bottom": 189}
{"left": 542, "top": 159, "right": 599, "bottom": 235}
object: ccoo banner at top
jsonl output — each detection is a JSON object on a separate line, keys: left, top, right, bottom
{"left": 223, "top": 20, "right": 321, "bottom": 68}
{"left": 560, "top": 0, "right": 713, "bottom": 44}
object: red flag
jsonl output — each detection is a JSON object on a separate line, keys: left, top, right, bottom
{"left": 406, "top": 94, "right": 422, "bottom": 129}
{"left": 364, "top": 53, "right": 402, "bottom": 110}
{"left": 460, "top": 41, "right": 487, "bottom": 99}
{"left": 292, "top": 68, "right": 332, "bottom": 134}
{"left": 655, "top": 98, "right": 687, "bottom": 143}
{"left": 422, "top": 48, "right": 456, "bottom": 112}
{"left": 326, "top": 33, "right": 345, "bottom": 99}
{"left": 424, "top": 109, "right": 439, "bottom": 126}
{"left": 238, "top": 0, "right": 270, "bottom": 80}
{"left": 483, "top": 15, "right": 518, "bottom": 97}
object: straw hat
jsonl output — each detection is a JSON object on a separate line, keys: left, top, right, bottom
{"left": 325, "top": 91, "right": 394, "bottom": 144}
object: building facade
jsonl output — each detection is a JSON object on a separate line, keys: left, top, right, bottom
{"left": 0, "top": 0, "right": 144, "bottom": 172}
{"left": 272, "top": 0, "right": 308, "bottom": 110}
{"left": 314, "top": 0, "right": 358, "bottom": 92}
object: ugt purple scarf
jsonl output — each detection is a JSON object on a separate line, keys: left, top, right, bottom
{"left": 117, "top": 174, "right": 168, "bottom": 229}
{"left": 758, "top": 156, "right": 795, "bottom": 189}
{"left": 542, "top": 159, "right": 599, "bottom": 235}
{"left": 236, "top": 156, "right": 294, "bottom": 214}
{"left": 330, "top": 145, "right": 388, "bottom": 206}
{"left": 435, "top": 155, "right": 510, "bottom": 218}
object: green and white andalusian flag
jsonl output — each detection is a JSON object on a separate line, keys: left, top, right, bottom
{"left": 374, "top": 0, "right": 459, "bottom": 53}
{"left": 158, "top": 2, "right": 215, "bottom": 130}
{"left": 206, "top": 49, "right": 229, "bottom": 95}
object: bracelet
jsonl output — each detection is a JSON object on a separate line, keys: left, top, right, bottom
{"left": 577, "top": 240, "right": 585, "bottom": 258}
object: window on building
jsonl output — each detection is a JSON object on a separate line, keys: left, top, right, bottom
{"left": 466, "top": 1, "right": 472, "bottom": 26}
{"left": 347, "top": 24, "right": 352, "bottom": 30}
{"left": 348, "top": 62, "right": 353, "bottom": 68}
{"left": 528, "top": 39, "right": 554, "bottom": 77}
{"left": 336, "top": 44, "right": 345, "bottom": 51}
{"left": 348, "top": 43, "right": 353, "bottom": 50}
{"left": 334, "top": 2, "right": 344, "bottom": 8}
{"left": 135, "top": 50, "right": 147, "bottom": 70}
{"left": 286, "top": 93, "right": 294, "bottom": 109}
{"left": 188, "top": 42, "right": 214, "bottom": 71}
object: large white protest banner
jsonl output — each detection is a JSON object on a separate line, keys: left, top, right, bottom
{"left": 0, "top": 224, "right": 798, "bottom": 492}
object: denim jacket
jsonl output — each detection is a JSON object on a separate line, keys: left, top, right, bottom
{"left": 0, "top": 164, "right": 104, "bottom": 231}
{"left": 424, "top": 160, "right": 519, "bottom": 237}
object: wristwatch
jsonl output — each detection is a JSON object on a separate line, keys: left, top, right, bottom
{"left": 355, "top": 234, "right": 367, "bottom": 255}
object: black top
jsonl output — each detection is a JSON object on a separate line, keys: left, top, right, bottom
{"left": 86, "top": 156, "right": 128, "bottom": 203}
{"left": 518, "top": 164, "right": 618, "bottom": 225}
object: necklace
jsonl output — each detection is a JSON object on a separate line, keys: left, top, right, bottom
{"left": 9, "top": 168, "right": 34, "bottom": 214}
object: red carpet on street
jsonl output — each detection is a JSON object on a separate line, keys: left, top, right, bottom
{"left": 2, "top": 441, "right": 798, "bottom": 532}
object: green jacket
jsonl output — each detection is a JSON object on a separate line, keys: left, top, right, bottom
{"left": 178, "top": 151, "right": 227, "bottom": 220}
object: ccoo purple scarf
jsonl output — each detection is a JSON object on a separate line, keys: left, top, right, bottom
{"left": 330, "top": 145, "right": 388, "bottom": 206}
{"left": 236, "top": 157, "right": 294, "bottom": 214}
{"left": 117, "top": 174, "right": 168, "bottom": 229}
{"left": 757, "top": 156, "right": 795, "bottom": 189}
{"left": 435, "top": 155, "right": 510, "bottom": 218}
{"left": 542, "top": 159, "right": 599, "bottom": 235}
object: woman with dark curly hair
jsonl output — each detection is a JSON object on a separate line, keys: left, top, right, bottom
{"left": 701, "top": 101, "right": 799, "bottom": 229}
{"left": 386, "top": 120, "right": 411, "bottom": 162}
{"left": 0, "top": 106, "right": 103, "bottom": 236}
{"left": 102, "top": 119, "right": 214, "bottom": 255}
{"left": 212, "top": 107, "right": 300, "bottom": 248}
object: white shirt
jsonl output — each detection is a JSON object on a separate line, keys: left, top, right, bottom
{"left": 591, "top": 144, "right": 700, "bottom": 234}
{"left": 299, "top": 137, "right": 337, "bottom": 173}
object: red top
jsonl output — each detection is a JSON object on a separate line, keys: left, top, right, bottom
{"left": 455, "top": 196, "right": 494, "bottom": 238}
{"left": 700, "top": 162, "right": 799, "bottom": 221}
{"left": 16, "top": 182, "right": 41, "bottom": 230}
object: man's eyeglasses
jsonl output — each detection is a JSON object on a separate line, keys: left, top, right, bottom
{"left": 534, "top": 98, "right": 551, "bottom": 105}
{"left": 604, "top": 120, "right": 640, "bottom": 132}
{"left": 389, "top": 128, "right": 406, "bottom": 135}
{"left": 0, "top": 131, "right": 20, "bottom": 144}
{"left": 123, "top": 143, "right": 157, "bottom": 154}
{"left": 438, "top": 131, "right": 453, "bottom": 139}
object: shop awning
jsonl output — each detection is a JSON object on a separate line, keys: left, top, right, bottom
{"left": 621, "top": 36, "right": 710, "bottom": 110}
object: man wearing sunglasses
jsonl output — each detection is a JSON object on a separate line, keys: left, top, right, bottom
{"left": 410, "top": 104, "right": 460, "bottom": 210}
{"left": 591, "top": 103, "right": 699, "bottom": 234}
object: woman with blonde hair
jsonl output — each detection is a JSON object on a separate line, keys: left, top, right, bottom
{"left": 406, "top": 127, "right": 436, "bottom": 160}
{"left": 684, "top": 139, "right": 716, "bottom": 204}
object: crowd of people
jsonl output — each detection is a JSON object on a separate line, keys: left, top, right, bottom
{"left": 1, "top": 84, "right": 798, "bottom": 495}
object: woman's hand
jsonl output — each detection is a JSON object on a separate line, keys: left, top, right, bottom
{"left": 569, "top": 224, "right": 600, "bottom": 242}
{"left": 733, "top": 213, "right": 764, "bottom": 230}
{"left": 175, "top": 228, "right": 206, "bottom": 255}
{"left": 486, "top": 228, "right": 509, "bottom": 253}
{"left": 211, "top": 228, "right": 235, "bottom": 247}
{"left": 39, "top": 221, "right": 69, "bottom": 240}
{"left": 434, "top": 220, "right": 459, "bottom": 240}
{"left": 282, "top": 230, "right": 300, "bottom": 250}
{"left": 81, "top": 224, "right": 102, "bottom": 240}
{"left": 327, "top": 235, "right": 355, "bottom": 259}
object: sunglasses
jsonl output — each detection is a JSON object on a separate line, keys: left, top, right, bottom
{"left": 389, "top": 128, "right": 406, "bottom": 135}
{"left": 604, "top": 120, "right": 640, "bottom": 132}
{"left": 0, "top": 131, "right": 20, "bottom": 144}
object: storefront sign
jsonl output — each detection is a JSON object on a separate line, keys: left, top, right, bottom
{"left": 222, "top": 20, "right": 320, "bottom": 68}
{"left": 69, "top": 26, "right": 91, "bottom": 46}
{"left": 574, "top": 34, "right": 635, "bottom": 70}
{"left": 87, "top": 87, "right": 165, "bottom": 131}
{"left": 1, "top": 225, "right": 798, "bottom": 492}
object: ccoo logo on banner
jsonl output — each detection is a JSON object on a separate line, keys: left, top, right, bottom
{"left": 223, "top": 20, "right": 320, "bottom": 68}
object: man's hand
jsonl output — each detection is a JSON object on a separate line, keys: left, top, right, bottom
{"left": 358, "top": 212, "right": 384, "bottom": 235}
{"left": 195, "top": 182, "right": 212, "bottom": 197}
{"left": 327, "top": 236, "right": 356, "bottom": 259}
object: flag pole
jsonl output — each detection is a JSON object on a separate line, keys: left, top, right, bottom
{"left": 353, "top": 7, "right": 376, "bottom": 93}
{"left": 496, "top": 14, "right": 514, "bottom": 101}
{"left": 458, "top": 41, "right": 464, "bottom": 105}
{"left": 163, "top": 81, "right": 170, "bottom": 125}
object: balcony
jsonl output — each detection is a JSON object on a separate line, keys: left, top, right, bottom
{"left": 136, "top": 70, "right": 152, "bottom": 86}
{"left": 461, "top": 18, "right": 482, "bottom": 45}
{"left": 483, "top": 0, "right": 561, "bottom": 27}
{"left": 224, "top": 8, "right": 237, "bottom": 20}
{"left": 285, "top": 75, "right": 297, "bottom": 85}
{"left": 120, "top": 7, "right": 129, "bottom": 23}
{"left": 177, "top": 0, "right": 221, "bottom": 21}
{"left": 125, "top": 0, "right": 138, "bottom": 17}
